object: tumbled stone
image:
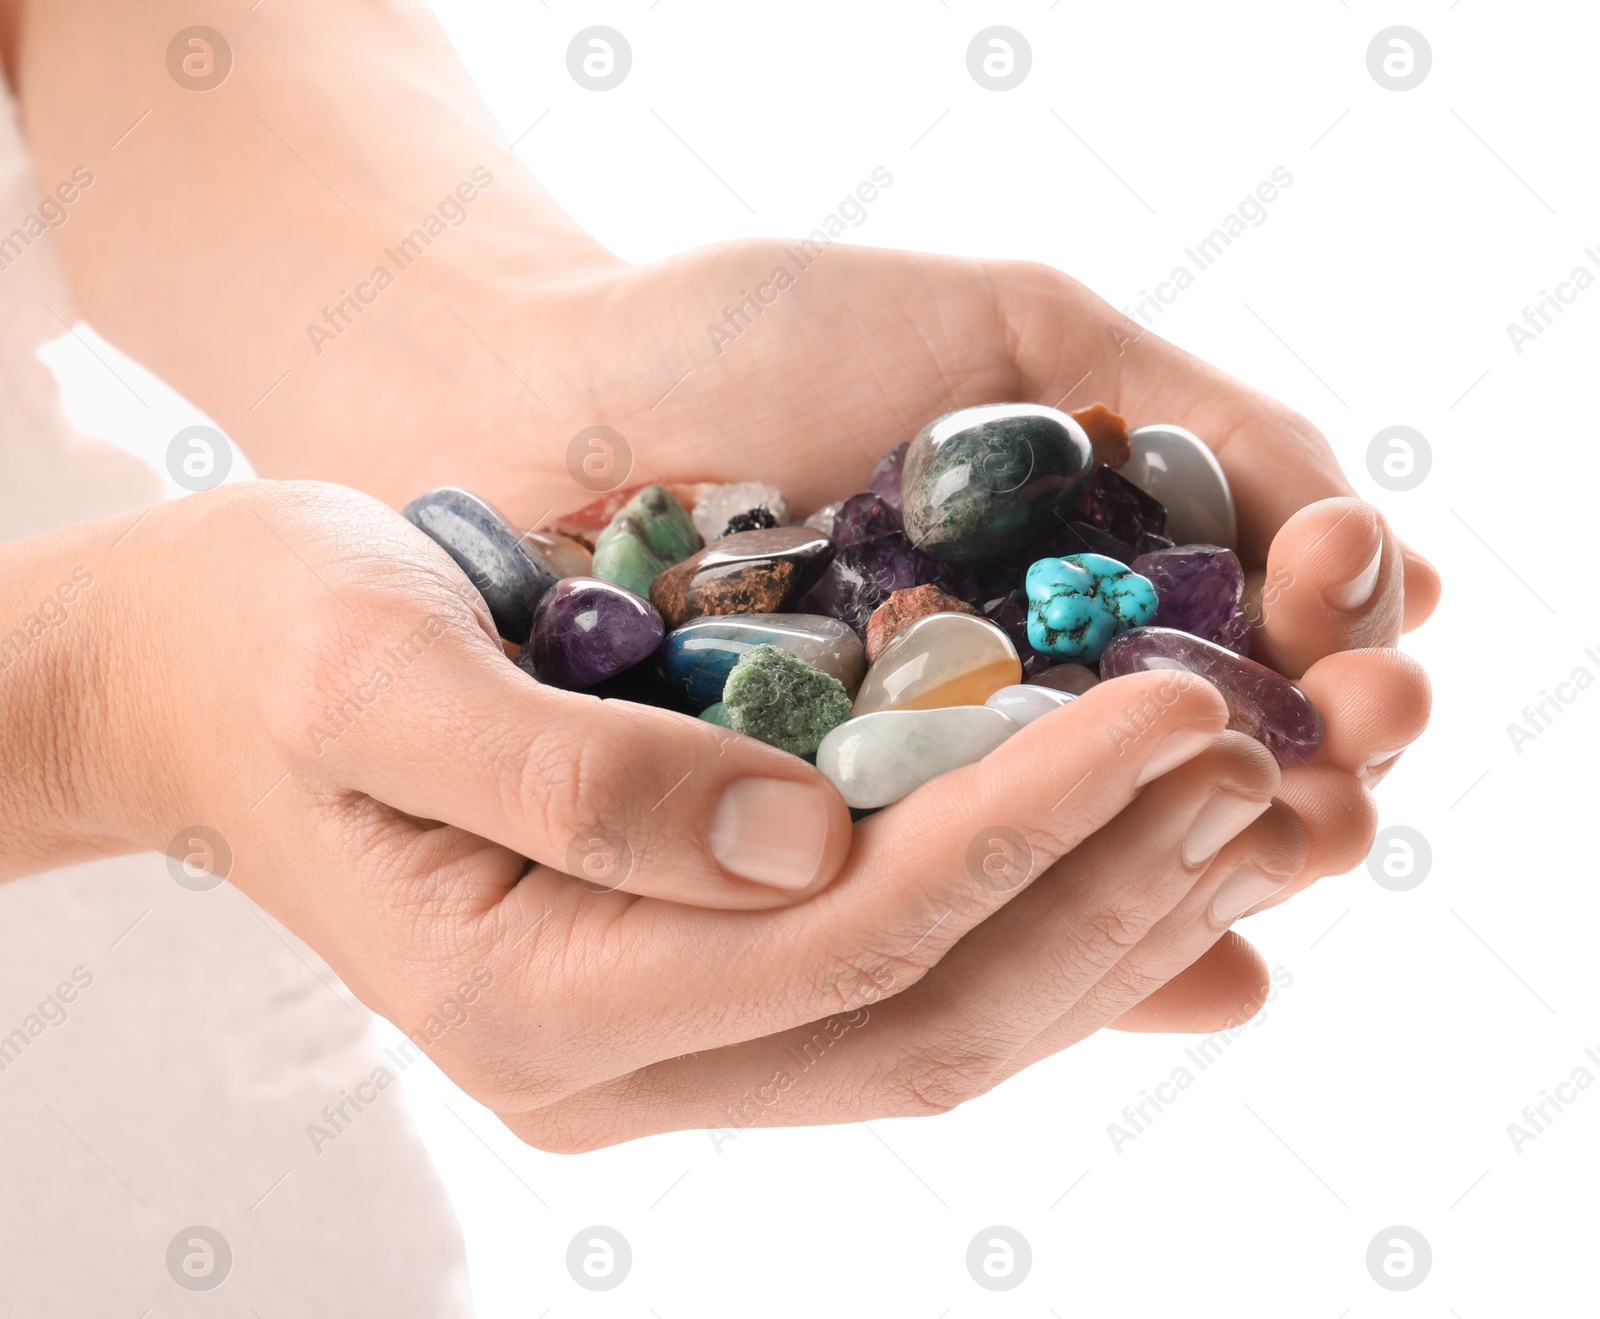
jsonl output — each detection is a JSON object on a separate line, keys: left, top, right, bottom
{"left": 699, "top": 700, "right": 735, "bottom": 729}
{"left": 520, "top": 575, "right": 665, "bottom": 689}
{"left": 721, "top": 644, "right": 853, "bottom": 757}
{"left": 797, "top": 528, "right": 923, "bottom": 637}
{"left": 649, "top": 527, "right": 835, "bottom": 629}
{"left": 832, "top": 492, "right": 902, "bottom": 545}
{"left": 1123, "top": 424, "right": 1238, "bottom": 550}
{"left": 553, "top": 482, "right": 712, "bottom": 547}
{"left": 721, "top": 506, "right": 779, "bottom": 537}
{"left": 662, "top": 613, "right": 866, "bottom": 710}
{"left": 403, "top": 487, "right": 560, "bottom": 646}
{"left": 853, "top": 613, "right": 1021, "bottom": 715}
{"left": 1025, "top": 663, "right": 1101, "bottom": 696}
{"left": 1077, "top": 465, "right": 1173, "bottom": 557}
{"left": 803, "top": 500, "right": 845, "bottom": 537}
{"left": 816, "top": 706, "right": 1017, "bottom": 809}
{"left": 1071, "top": 403, "right": 1132, "bottom": 469}
{"left": 1100, "top": 627, "right": 1323, "bottom": 765}
{"left": 985, "top": 683, "right": 1075, "bottom": 727}
{"left": 520, "top": 528, "right": 593, "bottom": 580}
{"left": 899, "top": 403, "right": 1095, "bottom": 561}
{"left": 982, "top": 589, "right": 1056, "bottom": 678}
{"left": 591, "top": 485, "right": 700, "bottom": 597}
{"left": 691, "top": 481, "right": 790, "bottom": 543}
{"left": 1026, "top": 553, "right": 1157, "bottom": 663}
{"left": 1132, "top": 544, "right": 1250, "bottom": 656}
{"left": 865, "top": 584, "right": 979, "bottom": 663}
{"left": 867, "top": 440, "right": 909, "bottom": 512}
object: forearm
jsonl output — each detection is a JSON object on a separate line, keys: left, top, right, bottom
{"left": 0, "top": 513, "right": 167, "bottom": 878}
{"left": 7, "top": 0, "right": 606, "bottom": 484}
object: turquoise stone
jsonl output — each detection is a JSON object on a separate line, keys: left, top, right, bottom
{"left": 591, "top": 485, "right": 699, "bottom": 597}
{"left": 899, "top": 403, "right": 1094, "bottom": 562}
{"left": 662, "top": 613, "right": 865, "bottom": 711}
{"left": 1025, "top": 553, "right": 1157, "bottom": 663}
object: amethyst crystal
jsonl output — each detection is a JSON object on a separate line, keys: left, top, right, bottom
{"left": 521, "top": 575, "right": 666, "bottom": 689}
{"left": 867, "top": 441, "right": 908, "bottom": 513}
{"left": 799, "top": 530, "right": 923, "bottom": 635}
{"left": 832, "top": 492, "right": 902, "bottom": 545}
{"left": 1131, "top": 544, "right": 1250, "bottom": 656}
{"left": 984, "top": 588, "right": 1056, "bottom": 677}
{"left": 1100, "top": 627, "right": 1323, "bottom": 765}
{"left": 1026, "top": 663, "right": 1101, "bottom": 696}
{"left": 1077, "top": 466, "right": 1174, "bottom": 558}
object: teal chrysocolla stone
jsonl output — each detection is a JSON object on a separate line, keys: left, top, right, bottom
{"left": 662, "top": 613, "right": 865, "bottom": 710}
{"left": 899, "top": 403, "right": 1094, "bottom": 562}
{"left": 720, "top": 644, "right": 854, "bottom": 757}
{"left": 1025, "top": 553, "right": 1157, "bottom": 663}
{"left": 591, "top": 484, "right": 700, "bottom": 597}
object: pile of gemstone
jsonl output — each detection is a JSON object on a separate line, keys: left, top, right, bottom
{"left": 404, "top": 403, "right": 1323, "bottom": 811}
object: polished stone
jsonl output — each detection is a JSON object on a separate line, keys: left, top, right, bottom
{"left": 816, "top": 705, "right": 1017, "bottom": 809}
{"left": 796, "top": 527, "right": 924, "bottom": 636}
{"left": 853, "top": 612, "right": 1021, "bottom": 715}
{"left": 983, "top": 588, "right": 1056, "bottom": 678}
{"left": 1100, "top": 627, "right": 1323, "bottom": 764}
{"left": 832, "top": 492, "right": 902, "bottom": 546}
{"left": 402, "top": 487, "right": 560, "bottom": 645}
{"left": 649, "top": 527, "right": 835, "bottom": 629}
{"left": 1025, "top": 553, "right": 1158, "bottom": 663}
{"left": 1025, "top": 663, "right": 1102, "bottom": 696}
{"left": 591, "top": 484, "right": 700, "bottom": 597}
{"left": 721, "top": 644, "right": 854, "bottom": 756}
{"left": 1132, "top": 544, "right": 1249, "bottom": 656}
{"left": 865, "top": 584, "right": 979, "bottom": 663}
{"left": 899, "top": 403, "right": 1095, "bottom": 561}
{"left": 522, "top": 575, "right": 665, "bottom": 689}
{"left": 985, "top": 683, "right": 1075, "bottom": 727}
{"left": 521, "top": 528, "right": 593, "bottom": 579}
{"left": 553, "top": 482, "right": 713, "bottom": 547}
{"left": 662, "top": 613, "right": 866, "bottom": 710}
{"left": 1124, "top": 424, "right": 1238, "bottom": 550}
{"left": 691, "top": 481, "right": 790, "bottom": 543}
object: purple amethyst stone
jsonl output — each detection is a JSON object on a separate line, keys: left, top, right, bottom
{"left": 1132, "top": 544, "right": 1250, "bottom": 656}
{"left": 867, "top": 441, "right": 908, "bottom": 513}
{"left": 521, "top": 575, "right": 665, "bottom": 689}
{"left": 1099, "top": 627, "right": 1323, "bottom": 765}
{"left": 832, "top": 492, "right": 902, "bottom": 545}
{"left": 1077, "top": 466, "right": 1173, "bottom": 557}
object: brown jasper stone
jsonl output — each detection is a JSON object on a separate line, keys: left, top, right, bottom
{"left": 864, "top": 584, "right": 979, "bottom": 663}
{"left": 1071, "top": 403, "right": 1131, "bottom": 469}
{"left": 648, "top": 527, "right": 834, "bottom": 629}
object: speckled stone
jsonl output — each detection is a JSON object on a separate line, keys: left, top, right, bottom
{"left": 1100, "top": 627, "right": 1323, "bottom": 765}
{"left": 648, "top": 527, "right": 835, "bottom": 629}
{"left": 591, "top": 485, "right": 700, "bottom": 597}
{"left": 1132, "top": 544, "right": 1250, "bottom": 656}
{"left": 865, "top": 584, "right": 979, "bottom": 663}
{"left": 520, "top": 575, "right": 665, "bottom": 689}
{"left": 985, "top": 683, "right": 1075, "bottom": 727}
{"left": 691, "top": 481, "right": 790, "bottom": 543}
{"left": 402, "top": 487, "right": 560, "bottom": 646}
{"left": 721, "top": 644, "right": 853, "bottom": 756}
{"left": 661, "top": 613, "right": 866, "bottom": 710}
{"left": 816, "top": 705, "right": 1017, "bottom": 809}
{"left": 852, "top": 613, "right": 1021, "bottom": 715}
{"left": 1025, "top": 553, "right": 1158, "bottom": 663}
{"left": 1123, "top": 424, "right": 1238, "bottom": 550}
{"left": 899, "top": 403, "right": 1095, "bottom": 561}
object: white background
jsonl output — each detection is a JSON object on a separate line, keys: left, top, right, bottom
{"left": 50, "top": 2, "right": 1599, "bottom": 1314}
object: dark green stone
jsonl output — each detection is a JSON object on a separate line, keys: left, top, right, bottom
{"left": 720, "top": 644, "right": 853, "bottom": 757}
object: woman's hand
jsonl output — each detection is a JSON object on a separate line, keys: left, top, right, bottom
{"left": 3, "top": 480, "right": 1269, "bottom": 1134}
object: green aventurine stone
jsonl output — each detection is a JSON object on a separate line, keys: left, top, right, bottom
{"left": 721, "top": 644, "right": 853, "bottom": 757}
{"left": 699, "top": 701, "right": 735, "bottom": 729}
{"left": 591, "top": 485, "right": 699, "bottom": 597}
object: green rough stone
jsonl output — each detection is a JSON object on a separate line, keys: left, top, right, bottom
{"left": 591, "top": 485, "right": 699, "bottom": 597}
{"left": 699, "top": 700, "right": 735, "bottom": 729}
{"left": 721, "top": 644, "right": 853, "bottom": 757}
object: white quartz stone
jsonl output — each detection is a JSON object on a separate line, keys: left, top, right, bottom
{"left": 815, "top": 705, "right": 1018, "bottom": 809}
{"left": 1124, "top": 424, "right": 1238, "bottom": 550}
{"left": 984, "top": 683, "right": 1075, "bottom": 727}
{"left": 691, "top": 481, "right": 790, "bottom": 543}
{"left": 852, "top": 613, "right": 1020, "bottom": 715}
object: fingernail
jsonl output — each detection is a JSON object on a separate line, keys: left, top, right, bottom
{"left": 1323, "top": 536, "right": 1384, "bottom": 611}
{"left": 1357, "top": 748, "right": 1405, "bottom": 781}
{"left": 1209, "top": 864, "right": 1288, "bottom": 925}
{"left": 1182, "top": 793, "right": 1271, "bottom": 867}
{"left": 1135, "top": 728, "right": 1215, "bottom": 787}
{"left": 709, "top": 778, "right": 831, "bottom": 890}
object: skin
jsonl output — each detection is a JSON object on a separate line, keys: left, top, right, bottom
{"left": 0, "top": 0, "right": 1438, "bottom": 1147}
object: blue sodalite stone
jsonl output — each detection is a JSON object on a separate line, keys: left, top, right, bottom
{"left": 403, "top": 487, "right": 560, "bottom": 645}
{"left": 1025, "top": 552, "right": 1157, "bottom": 663}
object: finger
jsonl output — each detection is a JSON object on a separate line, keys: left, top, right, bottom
{"left": 1107, "top": 933, "right": 1271, "bottom": 1032}
{"left": 1296, "top": 647, "right": 1432, "bottom": 775}
{"left": 306, "top": 611, "right": 854, "bottom": 909}
{"left": 1243, "top": 762, "right": 1377, "bottom": 913}
{"left": 503, "top": 731, "right": 1282, "bottom": 1148}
